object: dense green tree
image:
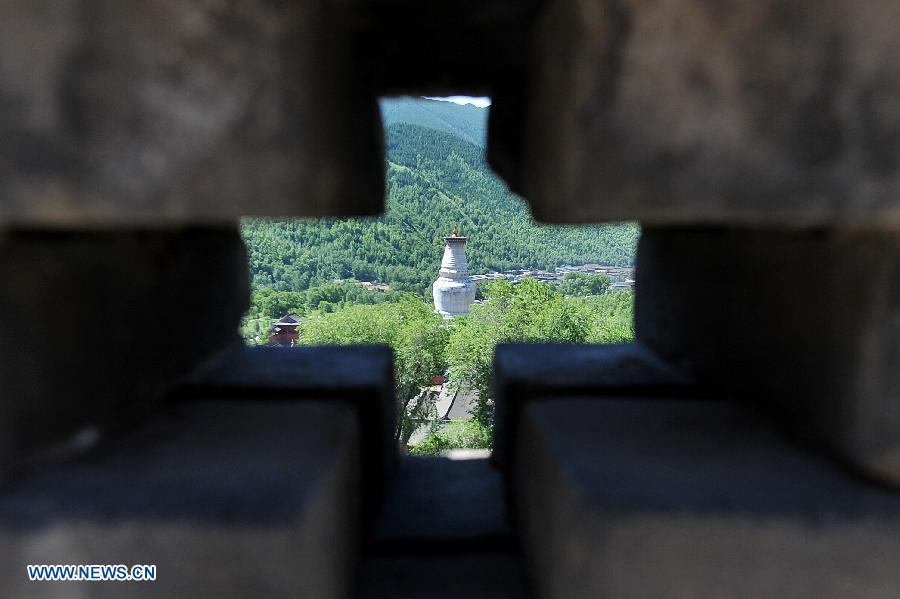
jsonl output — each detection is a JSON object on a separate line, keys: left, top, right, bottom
{"left": 581, "top": 291, "right": 636, "bottom": 344}
{"left": 447, "top": 280, "right": 635, "bottom": 428}
{"left": 252, "top": 280, "right": 634, "bottom": 453}
{"left": 297, "top": 299, "right": 449, "bottom": 443}
{"left": 409, "top": 420, "right": 492, "bottom": 455}
{"left": 240, "top": 282, "right": 415, "bottom": 341}
{"left": 557, "top": 272, "right": 613, "bottom": 296}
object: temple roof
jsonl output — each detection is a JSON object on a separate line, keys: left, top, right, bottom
{"left": 272, "top": 313, "right": 302, "bottom": 326}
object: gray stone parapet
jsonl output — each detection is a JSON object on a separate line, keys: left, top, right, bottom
{"left": 0, "top": 228, "right": 248, "bottom": 478}
{"left": 520, "top": 0, "right": 900, "bottom": 227}
{"left": 636, "top": 227, "right": 900, "bottom": 485}
{"left": 492, "top": 342, "right": 697, "bottom": 469}
{"left": 513, "top": 397, "right": 900, "bottom": 599}
{"left": 0, "top": 0, "right": 383, "bottom": 226}
{"left": 360, "top": 452, "right": 531, "bottom": 599}
{"left": 0, "top": 400, "right": 363, "bottom": 599}
{"left": 176, "top": 344, "right": 396, "bottom": 510}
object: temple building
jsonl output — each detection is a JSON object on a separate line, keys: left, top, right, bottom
{"left": 432, "top": 229, "right": 475, "bottom": 318}
{"left": 268, "top": 313, "right": 301, "bottom": 346}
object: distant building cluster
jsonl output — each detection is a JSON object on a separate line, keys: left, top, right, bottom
{"left": 355, "top": 281, "right": 390, "bottom": 292}
{"left": 470, "top": 264, "right": 635, "bottom": 290}
{"left": 331, "top": 278, "right": 391, "bottom": 291}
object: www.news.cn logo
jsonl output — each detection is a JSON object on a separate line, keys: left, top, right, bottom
{"left": 27, "top": 564, "right": 156, "bottom": 582}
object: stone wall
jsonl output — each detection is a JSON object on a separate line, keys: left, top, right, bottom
{"left": 2, "top": 1, "right": 900, "bottom": 597}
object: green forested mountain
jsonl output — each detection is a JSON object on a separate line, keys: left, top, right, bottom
{"left": 379, "top": 97, "right": 487, "bottom": 146}
{"left": 242, "top": 121, "right": 639, "bottom": 296}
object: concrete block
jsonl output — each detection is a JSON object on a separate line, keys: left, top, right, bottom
{"left": 179, "top": 345, "right": 395, "bottom": 504}
{"left": 0, "top": 0, "right": 383, "bottom": 226}
{"left": 524, "top": 0, "right": 900, "bottom": 226}
{"left": 0, "top": 400, "right": 363, "bottom": 598}
{"left": 513, "top": 398, "right": 900, "bottom": 599}
{"left": 636, "top": 227, "right": 900, "bottom": 484}
{"left": 0, "top": 229, "right": 248, "bottom": 475}
{"left": 492, "top": 343, "right": 695, "bottom": 467}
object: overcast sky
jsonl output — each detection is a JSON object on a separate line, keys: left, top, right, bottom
{"left": 424, "top": 96, "right": 491, "bottom": 108}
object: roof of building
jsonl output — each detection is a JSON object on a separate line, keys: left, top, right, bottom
{"left": 446, "top": 383, "right": 478, "bottom": 420}
{"left": 272, "top": 313, "right": 302, "bottom": 325}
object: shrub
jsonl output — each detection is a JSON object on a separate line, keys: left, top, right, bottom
{"left": 408, "top": 420, "right": 492, "bottom": 455}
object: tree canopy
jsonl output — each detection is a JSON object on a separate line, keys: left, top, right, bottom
{"left": 297, "top": 298, "right": 450, "bottom": 443}
{"left": 557, "top": 272, "right": 613, "bottom": 296}
{"left": 447, "top": 280, "right": 634, "bottom": 427}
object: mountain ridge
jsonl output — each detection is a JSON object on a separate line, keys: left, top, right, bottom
{"left": 379, "top": 97, "right": 487, "bottom": 146}
{"left": 242, "top": 119, "right": 638, "bottom": 295}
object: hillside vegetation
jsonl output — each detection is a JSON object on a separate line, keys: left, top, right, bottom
{"left": 300, "top": 279, "right": 634, "bottom": 446}
{"left": 242, "top": 120, "right": 638, "bottom": 296}
{"left": 379, "top": 97, "right": 488, "bottom": 146}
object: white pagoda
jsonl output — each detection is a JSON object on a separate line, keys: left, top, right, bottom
{"left": 432, "top": 228, "right": 475, "bottom": 318}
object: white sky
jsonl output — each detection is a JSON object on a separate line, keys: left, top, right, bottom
{"left": 423, "top": 96, "right": 492, "bottom": 108}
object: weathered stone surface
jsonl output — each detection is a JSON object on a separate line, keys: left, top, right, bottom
{"left": 0, "top": 0, "right": 383, "bottom": 226}
{"left": 0, "top": 400, "right": 363, "bottom": 599}
{"left": 356, "top": 0, "right": 542, "bottom": 96}
{"left": 371, "top": 451, "right": 512, "bottom": 547}
{"left": 361, "top": 452, "right": 530, "bottom": 597}
{"left": 636, "top": 227, "right": 900, "bottom": 484}
{"left": 523, "top": 0, "right": 900, "bottom": 226}
{"left": 0, "top": 228, "right": 247, "bottom": 475}
{"left": 179, "top": 344, "right": 395, "bottom": 504}
{"left": 358, "top": 554, "right": 531, "bottom": 599}
{"left": 513, "top": 398, "right": 900, "bottom": 599}
{"left": 486, "top": 83, "right": 529, "bottom": 196}
{"left": 492, "top": 343, "right": 696, "bottom": 467}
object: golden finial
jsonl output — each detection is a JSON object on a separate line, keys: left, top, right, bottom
{"left": 452, "top": 226, "right": 459, "bottom": 237}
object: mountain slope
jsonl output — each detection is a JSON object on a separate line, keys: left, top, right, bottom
{"left": 379, "top": 97, "right": 487, "bottom": 146}
{"left": 242, "top": 124, "right": 638, "bottom": 294}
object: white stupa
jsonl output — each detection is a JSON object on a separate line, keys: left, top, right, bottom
{"left": 433, "top": 228, "right": 476, "bottom": 318}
